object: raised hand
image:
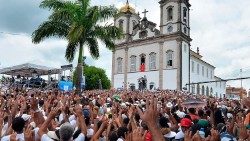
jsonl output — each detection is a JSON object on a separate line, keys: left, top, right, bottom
{"left": 209, "top": 128, "right": 220, "bottom": 141}
{"left": 184, "top": 130, "right": 192, "bottom": 141}
{"left": 24, "top": 125, "right": 34, "bottom": 141}
{"left": 132, "top": 128, "right": 146, "bottom": 141}
{"left": 136, "top": 97, "right": 158, "bottom": 126}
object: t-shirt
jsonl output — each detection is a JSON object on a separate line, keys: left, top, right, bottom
{"left": 41, "top": 133, "right": 85, "bottom": 141}
{"left": 1, "top": 133, "right": 24, "bottom": 141}
{"left": 175, "top": 131, "right": 184, "bottom": 140}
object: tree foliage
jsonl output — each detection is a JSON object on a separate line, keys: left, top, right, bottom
{"left": 73, "top": 65, "right": 111, "bottom": 90}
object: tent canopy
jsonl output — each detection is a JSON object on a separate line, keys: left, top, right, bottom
{"left": 0, "top": 63, "right": 61, "bottom": 77}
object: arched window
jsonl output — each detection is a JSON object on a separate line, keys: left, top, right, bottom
{"left": 149, "top": 52, "right": 156, "bottom": 70}
{"left": 149, "top": 82, "right": 155, "bottom": 90}
{"left": 202, "top": 85, "right": 205, "bottom": 95}
{"left": 210, "top": 87, "right": 213, "bottom": 96}
{"left": 129, "top": 83, "right": 135, "bottom": 91}
{"left": 117, "top": 57, "right": 123, "bottom": 73}
{"left": 166, "top": 50, "right": 173, "bottom": 68}
{"left": 206, "top": 86, "right": 209, "bottom": 96}
{"left": 183, "top": 7, "right": 187, "bottom": 23}
{"left": 197, "top": 84, "right": 200, "bottom": 94}
{"left": 167, "top": 7, "right": 173, "bottom": 21}
{"left": 119, "top": 19, "right": 124, "bottom": 31}
{"left": 130, "top": 55, "right": 136, "bottom": 72}
{"left": 132, "top": 20, "right": 137, "bottom": 29}
{"left": 191, "top": 84, "right": 195, "bottom": 94}
{"left": 139, "top": 54, "right": 146, "bottom": 72}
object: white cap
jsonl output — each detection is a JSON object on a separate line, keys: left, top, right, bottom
{"left": 166, "top": 102, "right": 173, "bottom": 108}
{"left": 21, "top": 114, "right": 31, "bottom": 121}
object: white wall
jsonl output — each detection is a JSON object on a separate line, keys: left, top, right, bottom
{"left": 114, "top": 74, "right": 124, "bottom": 88}
{"left": 182, "top": 42, "right": 190, "bottom": 90}
{"left": 163, "top": 69, "right": 177, "bottom": 90}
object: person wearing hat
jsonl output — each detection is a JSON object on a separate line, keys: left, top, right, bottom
{"left": 175, "top": 118, "right": 192, "bottom": 141}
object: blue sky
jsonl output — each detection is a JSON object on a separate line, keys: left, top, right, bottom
{"left": 0, "top": 0, "right": 250, "bottom": 89}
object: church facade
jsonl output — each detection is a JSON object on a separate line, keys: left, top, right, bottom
{"left": 111, "top": 0, "right": 226, "bottom": 97}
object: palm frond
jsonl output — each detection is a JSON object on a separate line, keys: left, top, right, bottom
{"left": 65, "top": 42, "right": 78, "bottom": 62}
{"left": 32, "top": 20, "right": 69, "bottom": 43}
{"left": 40, "top": 0, "right": 64, "bottom": 10}
{"left": 86, "top": 38, "right": 99, "bottom": 59}
{"left": 67, "top": 23, "right": 85, "bottom": 44}
{"left": 98, "top": 5, "right": 118, "bottom": 22}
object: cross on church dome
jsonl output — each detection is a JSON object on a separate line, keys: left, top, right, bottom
{"left": 142, "top": 9, "right": 148, "bottom": 18}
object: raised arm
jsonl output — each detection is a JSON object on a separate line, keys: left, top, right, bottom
{"left": 38, "top": 107, "right": 59, "bottom": 137}
{"left": 74, "top": 105, "right": 87, "bottom": 136}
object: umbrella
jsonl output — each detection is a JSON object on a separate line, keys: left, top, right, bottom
{"left": 182, "top": 98, "right": 206, "bottom": 108}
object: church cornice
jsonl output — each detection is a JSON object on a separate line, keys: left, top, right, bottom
{"left": 115, "top": 31, "right": 192, "bottom": 49}
{"left": 159, "top": 0, "right": 191, "bottom": 7}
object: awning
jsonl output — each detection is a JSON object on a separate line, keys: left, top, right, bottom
{"left": 0, "top": 63, "right": 61, "bottom": 77}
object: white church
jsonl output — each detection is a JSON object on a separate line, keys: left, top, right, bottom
{"left": 111, "top": 0, "right": 226, "bottom": 97}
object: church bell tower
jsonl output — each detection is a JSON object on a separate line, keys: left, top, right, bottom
{"left": 159, "top": 0, "right": 191, "bottom": 36}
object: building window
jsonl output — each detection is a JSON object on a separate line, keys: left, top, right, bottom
{"left": 130, "top": 55, "right": 136, "bottom": 72}
{"left": 117, "top": 57, "right": 123, "bottom": 73}
{"left": 183, "top": 7, "right": 187, "bottom": 23}
{"left": 166, "top": 50, "right": 173, "bottom": 68}
{"left": 202, "top": 66, "right": 204, "bottom": 76}
{"left": 191, "top": 61, "right": 194, "bottom": 73}
{"left": 197, "top": 84, "right": 200, "bottom": 94}
{"left": 197, "top": 64, "right": 200, "bottom": 75}
{"left": 210, "top": 70, "right": 213, "bottom": 79}
{"left": 119, "top": 19, "right": 124, "bottom": 31}
{"left": 132, "top": 20, "right": 137, "bottom": 29}
{"left": 167, "top": 7, "right": 173, "bottom": 21}
{"left": 139, "top": 54, "right": 146, "bottom": 72}
{"left": 206, "top": 68, "right": 209, "bottom": 78}
{"left": 191, "top": 85, "right": 195, "bottom": 94}
{"left": 149, "top": 82, "right": 155, "bottom": 90}
{"left": 184, "top": 27, "right": 187, "bottom": 34}
{"left": 149, "top": 52, "right": 156, "bottom": 70}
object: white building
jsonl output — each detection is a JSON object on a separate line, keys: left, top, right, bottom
{"left": 111, "top": 0, "right": 226, "bottom": 97}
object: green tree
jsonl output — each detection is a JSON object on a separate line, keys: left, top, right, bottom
{"left": 73, "top": 65, "right": 111, "bottom": 90}
{"left": 32, "top": 0, "right": 122, "bottom": 94}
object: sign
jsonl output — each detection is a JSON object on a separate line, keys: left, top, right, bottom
{"left": 58, "top": 81, "right": 73, "bottom": 91}
{"left": 61, "top": 64, "right": 73, "bottom": 70}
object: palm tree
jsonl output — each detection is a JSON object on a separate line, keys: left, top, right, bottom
{"left": 32, "top": 0, "right": 123, "bottom": 94}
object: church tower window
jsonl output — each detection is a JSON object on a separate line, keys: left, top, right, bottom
{"left": 130, "top": 55, "right": 136, "bottom": 72}
{"left": 118, "top": 19, "right": 124, "bottom": 31}
{"left": 167, "top": 7, "right": 173, "bottom": 21}
{"left": 149, "top": 52, "right": 156, "bottom": 70}
{"left": 132, "top": 20, "right": 137, "bottom": 29}
{"left": 166, "top": 50, "right": 173, "bottom": 68}
{"left": 117, "top": 57, "right": 123, "bottom": 73}
{"left": 183, "top": 7, "right": 187, "bottom": 23}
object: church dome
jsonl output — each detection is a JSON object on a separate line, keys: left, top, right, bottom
{"left": 119, "top": 2, "right": 135, "bottom": 14}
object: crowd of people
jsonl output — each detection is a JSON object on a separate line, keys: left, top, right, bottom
{"left": 0, "top": 88, "right": 249, "bottom": 141}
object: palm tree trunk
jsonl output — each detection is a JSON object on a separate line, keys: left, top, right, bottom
{"left": 76, "top": 43, "right": 84, "bottom": 95}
